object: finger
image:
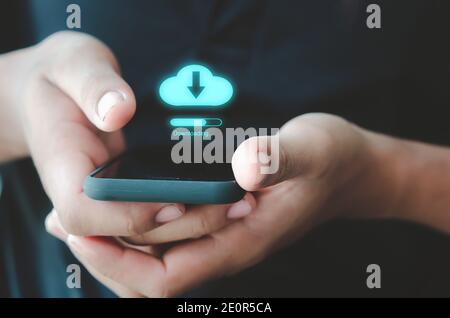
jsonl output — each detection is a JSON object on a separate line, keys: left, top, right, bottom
{"left": 27, "top": 79, "right": 183, "bottom": 236}
{"left": 46, "top": 210, "right": 162, "bottom": 255}
{"left": 48, "top": 150, "right": 182, "bottom": 236}
{"left": 63, "top": 235, "right": 220, "bottom": 297}
{"left": 82, "top": 259, "right": 143, "bottom": 298}
{"left": 45, "top": 210, "right": 142, "bottom": 297}
{"left": 66, "top": 235, "right": 168, "bottom": 297}
{"left": 45, "top": 209, "right": 69, "bottom": 242}
{"left": 232, "top": 115, "right": 336, "bottom": 191}
{"left": 65, "top": 214, "right": 270, "bottom": 298}
{"left": 63, "top": 180, "right": 318, "bottom": 297}
{"left": 100, "top": 130, "right": 127, "bottom": 158}
{"left": 40, "top": 31, "right": 135, "bottom": 132}
{"left": 124, "top": 193, "right": 256, "bottom": 245}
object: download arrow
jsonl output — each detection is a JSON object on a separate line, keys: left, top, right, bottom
{"left": 188, "top": 71, "right": 205, "bottom": 98}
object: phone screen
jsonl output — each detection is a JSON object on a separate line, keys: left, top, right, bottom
{"left": 92, "top": 146, "right": 236, "bottom": 182}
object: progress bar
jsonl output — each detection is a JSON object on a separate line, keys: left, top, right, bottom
{"left": 169, "top": 118, "right": 223, "bottom": 127}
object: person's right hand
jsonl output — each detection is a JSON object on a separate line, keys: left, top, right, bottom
{"left": 1, "top": 31, "right": 188, "bottom": 238}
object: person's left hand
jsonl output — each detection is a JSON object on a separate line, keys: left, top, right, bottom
{"left": 46, "top": 113, "right": 376, "bottom": 297}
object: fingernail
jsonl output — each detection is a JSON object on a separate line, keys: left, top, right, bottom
{"left": 45, "top": 211, "right": 67, "bottom": 241}
{"left": 227, "top": 199, "right": 253, "bottom": 219}
{"left": 155, "top": 205, "right": 184, "bottom": 223}
{"left": 67, "top": 235, "right": 85, "bottom": 254}
{"left": 97, "top": 91, "right": 126, "bottom": 121}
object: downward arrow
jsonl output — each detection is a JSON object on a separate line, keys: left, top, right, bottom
{"left": 188, "top": 71, "right": 205, "bottom": 98}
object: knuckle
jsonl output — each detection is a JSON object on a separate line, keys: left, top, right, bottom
{"left": 78, "top": 71, "right": 119, "bottom": 111}
{"left": 124, "top": 209, "right": 152, "bottom": 236}
{"left": 40, "top": 31, "right": 96, "bottom": 53}
{"left": 190, "top": 216, "right": 211, "bottom": 239}
{"left": 125, "top": 214, "right": 141, "bottom": 236}
{"left": 40, "top": 30, "right": 118, "bottom": 76}
{"left": 21, "top": 73, "right": 45, "bottom": 119}
{"left": 78, "top": 74, "right": 102, "bottom": 109}
{"left": 38, "top": 32, "right": 93, "bottom": 64}
{"left": 75, "top": 65, "right": 121, "bottom": 114}
{"left": 55, "top": 203, "right": 83, "bottom": 235}
{"left": 40, "top": 30, "right": 78, "bottom": 45}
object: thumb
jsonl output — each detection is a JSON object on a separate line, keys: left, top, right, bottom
{"left": 232, "top": 117, "right": 334, "bottom": 191}
{"left": 41, "top": 32, "right": 135, "bottom": 132}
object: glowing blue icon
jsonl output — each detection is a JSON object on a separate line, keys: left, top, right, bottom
{"left": 159, "top": 64, "right": 233, "bottom": 107}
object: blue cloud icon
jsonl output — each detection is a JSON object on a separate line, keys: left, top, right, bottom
{"left": 159, "top": 64, "right": 233, "bottom": 107}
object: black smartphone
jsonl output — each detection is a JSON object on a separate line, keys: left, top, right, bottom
{"left": 84, "top": 145, "right": 244, "bottom": 204}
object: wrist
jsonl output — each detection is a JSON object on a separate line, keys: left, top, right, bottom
{"left": 338, "top": 128, "right": 408, "bottom": 219}
{"left": 0, "top": 49, "right": 34, "bottom": 162}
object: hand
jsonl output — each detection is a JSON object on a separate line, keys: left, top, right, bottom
{"left": 18, "top": 31, "right": 174, "bottom": 237}
{"left": 46, "top": 113, "right": 376, "bottom": 297}
{"left": 1, "top": 31, "right": 255, "bottom": 242}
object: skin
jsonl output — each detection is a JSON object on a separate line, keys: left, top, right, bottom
{"left": 0, "top": 31, "right": 254, "bottom": 243}
{"left": 2, "top": 31, "right": 450, "bottom": 297}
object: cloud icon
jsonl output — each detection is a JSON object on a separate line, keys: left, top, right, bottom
{"left": 159, "top": 64, "right": 233, "bottom": 107}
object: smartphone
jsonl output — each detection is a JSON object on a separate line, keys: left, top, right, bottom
{"left": 83, "top": 145, "right": 244, "bottom": 204}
